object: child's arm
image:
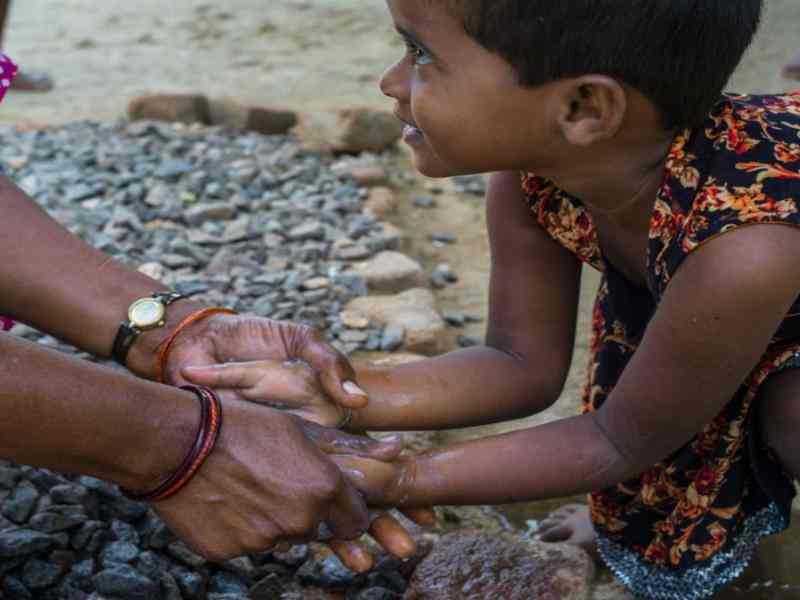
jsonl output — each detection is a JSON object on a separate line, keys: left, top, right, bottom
{"left": 184, "top": 171, "right": 583, "bottom": 429}
{"left": 333, "top": 224, "right": 800, "bottom": 506}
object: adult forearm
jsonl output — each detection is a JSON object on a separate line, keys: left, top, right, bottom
{"left": 0, "top": 176, "right": 204, "bottom": 374}
{"left": 0, "top": 333, "right": 196, "bottom": 491}
{"left": 352, "top": 346, "right": 564, "bottom": 431}
{"left": 401, "top": 412, "right": 629, "bottom": 507}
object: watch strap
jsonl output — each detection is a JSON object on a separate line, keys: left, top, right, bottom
{"left": 112, "top": 292, "right": 186, "bottom": 366}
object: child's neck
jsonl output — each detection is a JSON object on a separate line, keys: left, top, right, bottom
{"left": 547, "top": 99, "right": 677, "bottom": 229}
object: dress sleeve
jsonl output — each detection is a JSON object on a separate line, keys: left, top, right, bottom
{"left": 681, "top": 94, "right": 800, "bottom": 254}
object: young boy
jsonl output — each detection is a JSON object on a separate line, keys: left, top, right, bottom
{"left": 185, "top": 1, "right": 800, "bottom": 598}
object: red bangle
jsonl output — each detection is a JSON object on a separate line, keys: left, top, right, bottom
{"left": 124, "top": 385, "right": 223, "bottom": 503}
{"left": 156, "top": 307, "right": 238, "bottom": 384}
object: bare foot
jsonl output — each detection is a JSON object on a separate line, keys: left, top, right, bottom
{"left": 11, "top": 71, "right": 53, "bottom": 92}
{"left": 535, "top": 504, "right": 599, "bottom": 559}
{"left": 783, "top": 52, "right": 800, "bottom": 81}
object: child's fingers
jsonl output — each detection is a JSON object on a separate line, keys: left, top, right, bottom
{"left": 331, "top": 456, "right": 402, "bottom": 505}
{"left": 303, "top": 423, "right": 404, "bottom": 461}
{"left": 327, "top": 539, "right": 374, "bottom": 573}
{"left": 181, "top": 361, "right": 267, "bottom": 390}
{"left": 369, "top": 513, "right": 416, "bottom": 558}
{"left": 183, "top": 360, "right": 328, "bottom": 407}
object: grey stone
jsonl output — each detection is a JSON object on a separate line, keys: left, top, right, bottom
{"left": 413, "top": 195, "right": 436, "bottom": 208}
{"left": 2, "top": 575, "right": 32, "bottom": 600}
{"left": 184, "top": 202, "right": 237, "bottom": 226}
{"left": 22, "top": 558, "right": 64, "bottom": 589}
{"left": 156, "top": 159, "right": 194, "bottom": 180}
{"left": 93, "top": 565, "right": 159, "bottom": 600}
{"left": 100, "top": 541, "right": 140, "bottom": 567}
{"left": 0, "top": 466, "right": 20, "bottom": 489}
{"left": 296, "top": 553, "right": 360, "bottom": 589}
{"left": 161, "top": 572, "right": 183, "bottom": 600}
{"left": 351, "top": 587, "right": 400, "bottom": 600}
{"left": 70, "top": 520, "right": 103, "bottom": 550}
{"left": 3, "top": 480, "right": 39, "bottom": 523}
{"left": 30, "top": 504, "right": 88, "bottom": 532}
{"left": 209, "top": 571, "right": 249, "bottom": 595}
{"left": 50, "top": 483, "right": 90, "bottom": 506}
{"left": 458, "top": 335, "right": 482, "bottom": 348}
{"left": 167, "top": 540, "right": 206, "bottom": 568}
{"left": 171, "top": 565, "right": 206, "bottom": 600}
{"left": 381, "top": 323, "right": 405, "bottom": 352}
{"left": 0, "top": 528, "right": 54, "bottom": 557}
{"left": 430, "top": 232, "right": 457, "bottom": 244}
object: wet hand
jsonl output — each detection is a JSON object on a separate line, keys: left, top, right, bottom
{"left": 151, "top": 400, "right": 372, "bottom": 564}
{"left": 162, "top": 314, "right": 369, "bottom": 411}
{"left": 302, "top": 423, "right": 436, "bottom": 568}
{"left": 181, "top": 359, "right": 349, "bottom": 428}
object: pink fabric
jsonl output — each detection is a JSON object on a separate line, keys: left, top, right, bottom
{"left": 0, "top": 54, "right": 17, "bottom": 102}
{"left": 0, "top": 55, "right": 18, "bottom": 330}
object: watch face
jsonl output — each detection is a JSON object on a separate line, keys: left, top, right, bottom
{"left": 128, "top": 298, "right": 166, "bottom": 329}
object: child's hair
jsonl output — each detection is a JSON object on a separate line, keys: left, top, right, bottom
{"left": 443, "top": 0, "right": 763, "bottom": 129}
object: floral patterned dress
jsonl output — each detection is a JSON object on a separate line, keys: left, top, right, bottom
{"left": 522, "top": 93, "right": 800, "bottom": 600}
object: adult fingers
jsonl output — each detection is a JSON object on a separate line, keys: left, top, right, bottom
{"left": 369, "top": 513, "right": 416, "bottom": 559}
{"left": 328, "top": 539, "right": 374, "bottom": 573}
{"left": 399, "top": 507, "right": 437, "bottom": 526}
{"left": 324, "top": 476, "right": 370, "bottom": 542}
{"left": 303, "top": 422, "right": 403, "bottom": 461}
{"left": 295, "top": 328, "right": 369, "bottom": 410}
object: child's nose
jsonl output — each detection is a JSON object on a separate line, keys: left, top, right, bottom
{"left": 379, "top": 59, "right": 408, "bottom": 102}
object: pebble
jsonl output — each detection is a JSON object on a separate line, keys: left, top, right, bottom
{"left": 0, "top": 120, "right": 417, "bottom": 599}
{"left": 413, "top": 195, "right": 436, "bottom": 208}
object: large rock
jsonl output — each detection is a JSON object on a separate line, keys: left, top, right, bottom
{"left": 353, "top": 251, "right": 424, "bottom": 294}
{"left": 208, "top": 98, "right": 298, "bottom": 134}
{"left": 404, "top": 531, "right": 594, "bottom": 600}
{"left": 345, "top": 288, "right": 447, "bottom": 355}
{"left": 128, "top": 94, "right": 210, "bottom": 124}
{"left": 292, "top": 108, "right": 403, "bottom": 155}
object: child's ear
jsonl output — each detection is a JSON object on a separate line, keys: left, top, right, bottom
{"left": 556, "top": 75, "right": 627, "bottom": 146}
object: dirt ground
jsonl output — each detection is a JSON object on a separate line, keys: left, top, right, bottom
{"left": 4, "top": 0, "right": 800, "bottom": 596}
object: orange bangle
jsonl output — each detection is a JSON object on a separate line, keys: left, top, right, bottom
{"left": 156, "top": 307, "right": 238, "bottom": 384}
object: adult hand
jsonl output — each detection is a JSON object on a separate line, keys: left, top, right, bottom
{"left": 301, "top": 421, "right": 437, "bottom": 555}
{"left": 163, "top": 314, "right": 368, "bottom": 411}
{"left": 151, "top": 400, "right": 388, "bottom": 567}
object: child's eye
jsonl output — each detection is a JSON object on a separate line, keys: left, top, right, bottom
{"left": 405, "top": 41, "right": 433, "bottom": 66}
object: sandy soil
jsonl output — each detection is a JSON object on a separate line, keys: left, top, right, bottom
{"left": 4, "top": 0, "right": 800, "bottom": 596}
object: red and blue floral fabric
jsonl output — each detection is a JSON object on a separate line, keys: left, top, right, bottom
{"left": 522, "top": 93, "right": 800, "bottom": 600}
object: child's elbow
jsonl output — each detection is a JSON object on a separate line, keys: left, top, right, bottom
{"left": 512, "top": 374, "right": 568, "bottom": 419}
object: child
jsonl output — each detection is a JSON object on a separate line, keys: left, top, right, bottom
{"left": 183, "top": 1, "right": 800, "bottom": 598}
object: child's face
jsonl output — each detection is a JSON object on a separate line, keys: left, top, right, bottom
{"left": 381, "top": 0, "right": 560, "bottom": 178}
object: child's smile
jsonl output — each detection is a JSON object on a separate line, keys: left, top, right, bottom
{"left": 381, "top": 0, "right": 561, "bottom": 178}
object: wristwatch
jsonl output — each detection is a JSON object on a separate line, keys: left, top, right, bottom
{"left": 112, "top": 292, "right": 185, "bottom": 365}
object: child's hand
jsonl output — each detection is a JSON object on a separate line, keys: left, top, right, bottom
{"left": 330, "top": 453, "right": 418, "bottom": 508}
{"left": 182, "top": 359, "right": 361, "bottom": 428}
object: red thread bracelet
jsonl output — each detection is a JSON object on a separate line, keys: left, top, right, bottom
{"left": 124, "top": 385, "right": 223, "bottom": 503}
{"left": 156, "top": 307, "right": 238, "bottom": 384}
